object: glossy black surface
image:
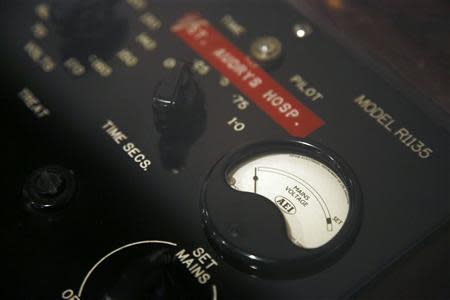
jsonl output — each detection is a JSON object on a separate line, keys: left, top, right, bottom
{"left": 152, "top": 62, "right": 206, "bottom": 172}
{"left": 0, "top": 0, "right": 448, "bottom": 299}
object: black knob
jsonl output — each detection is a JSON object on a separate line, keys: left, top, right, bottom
{"left": 51, "top": 0, "right": 118, "bottom": 40}
{"left": 152, "top": 62, "right": 206, "bottom": 172}
{"left": 33, "top": 169, "right": 65, "bottom": 197}
{"left": 50, "top": 0, "right": 128, "bottom": 60}
{"left": 100, "top": 248, "right": 212, "bottom": 300}
{"left": 23, "top": 165, "right": 76, "bottom": 212}
{"left": 103, "top": 249, "right": 178, "bottom": 300}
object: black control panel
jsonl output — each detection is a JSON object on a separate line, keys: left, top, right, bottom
{"left": 1, "top": 1, "right": 448, "bottom": 299}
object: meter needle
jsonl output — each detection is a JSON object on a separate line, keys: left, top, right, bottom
{"left": 253, "top": 168, "right": 259, "bottom": 193}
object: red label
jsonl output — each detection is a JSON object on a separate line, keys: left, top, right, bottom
{"left": 172, "top": 13, "right": 325, "bottom": 137}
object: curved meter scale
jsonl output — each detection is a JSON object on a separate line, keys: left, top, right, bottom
{"left": 201, "top": 140, "right": 362, "bottom": 277}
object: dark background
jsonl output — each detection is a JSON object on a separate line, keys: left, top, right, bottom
{"left": 0, "top": 1, "right": 448, "bottom": 299}
{"left": 289, "top": 1, "right": 450, "bottom": 299}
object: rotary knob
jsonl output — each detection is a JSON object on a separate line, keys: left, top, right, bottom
{"left": 51, "top": 0, "right": 119, "bottom": 40}
{"left": 152, "top": 62, "right": 206, "bottom": 172}
{"left": 50, "top": 0, "right": 127, "bottom": 59}
{"left": 102, "top": 249, "right": 199, "bottom": 300}
{"left": 23, "top": 165, "right": 76, "bottom": 212}
{"left": 79, "top": 243, "right": 215, "bottom": 300}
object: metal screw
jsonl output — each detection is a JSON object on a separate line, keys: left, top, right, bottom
{"left": 250, "top": 36, "right": 283, "bottom": 63}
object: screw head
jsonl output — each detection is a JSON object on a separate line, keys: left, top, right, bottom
{"left": 250, "top": 36, "right": 283, "bottom": 63}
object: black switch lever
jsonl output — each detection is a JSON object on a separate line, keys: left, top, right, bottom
{"left": 152, "top": 62, "right": 207, "bottom": 173}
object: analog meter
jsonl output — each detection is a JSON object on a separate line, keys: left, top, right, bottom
{"left": 201, "top": 140, "right": 362, "bottom": 277}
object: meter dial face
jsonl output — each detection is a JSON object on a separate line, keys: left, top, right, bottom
{"left": 228, "top": 153, "right": 350, "bottom": 249}
{"left": 201, "top": 140, "right": 362, "bottom": 277}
